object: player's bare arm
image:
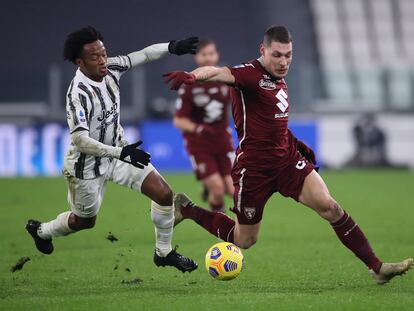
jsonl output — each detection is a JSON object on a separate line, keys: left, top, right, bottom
{"left": 191, "top": 66, "right": 235, "bottom": 85}
{"left": 164, "top": 66, "right": 235, "bottom": 90}
{"left": 173, "top": 116, "right": 198, "bottom": 133}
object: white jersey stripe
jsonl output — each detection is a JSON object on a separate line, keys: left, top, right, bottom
{"left": 236, "top": 168, "right": 247, "bottom": 211}
{"left": 236, "top": 89, "right": 247, "bottom": 163}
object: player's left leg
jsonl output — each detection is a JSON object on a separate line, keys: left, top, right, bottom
{"left": 202, "top": 173, "right": 226, "bottom": 212}
{"left": 223, "top": 175, "right": 235, "bottom": 197}
{"left": 110, "top": 161, "right": 197, "bottom": 273}
{"left": 299, "top": 170, "right": 413, "bottom": 283}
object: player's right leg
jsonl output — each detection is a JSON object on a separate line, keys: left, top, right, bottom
{"left": 26, "top": 172, "right": 105, "bottom": 254}
{"left": 174, "top": 167, "right": 270, "bottom": 249}
{"left": 173, "top": 193, "right": 260, "bottom": 249}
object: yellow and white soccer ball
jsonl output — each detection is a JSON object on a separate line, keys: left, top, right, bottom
{"left": 205, "top": 242, "right": 244, "bottom": 280}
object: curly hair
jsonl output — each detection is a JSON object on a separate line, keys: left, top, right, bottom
{"left": 63, "top": 26, "right": 103, "bottom": 64}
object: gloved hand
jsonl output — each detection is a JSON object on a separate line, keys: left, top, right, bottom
{"left": 120, "top": 141, "right": 151, "bottom": 169}
{"left": 163, "top": 71, "right": 196, "bottom": 90}
{"left": 297, "top": 140, "right": 316, "bottom": 165}
{"left": 168, "top": 37, "right": 199, "bottom": 55}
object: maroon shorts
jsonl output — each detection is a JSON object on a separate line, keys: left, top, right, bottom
{"left": 189, "top": 150, "right": 234, "bottom": 180}
{"left": 231, "top": 153, "right": 314, "bottom": 225}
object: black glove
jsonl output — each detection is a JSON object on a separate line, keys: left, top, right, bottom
{"left": 168, "top": 37, "right": 199, "bottom": 55}
{"left": 120, "top": 141, "right": 151, "bottom": 169}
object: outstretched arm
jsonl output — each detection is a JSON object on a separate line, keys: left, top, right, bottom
{"left": 191, "top": 66, "right": 235, "bottom": 85}
{"left": 164, "top": 66, "right": 235, "bottom": 90}
{"left": 128, "top": 43, "right": 170, "bottom": 67}
{"left": 128, "top": 37, "right": 199, "bottom": 67}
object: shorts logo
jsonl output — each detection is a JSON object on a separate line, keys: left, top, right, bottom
{"left": 296, "top": 160, "right": 306, "bottom": 170}
{"left": 244, "top": 207, "right": 256, "bottom": 220}
{"left": 259, "top": 79, "right": 276, "bottom": 90}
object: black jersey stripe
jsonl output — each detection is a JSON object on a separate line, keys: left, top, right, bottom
{"left": 74, "top": 153, "right": 86, "bottom": 179}
{"left": 106, "top": 81, "right": 118, "bottom": 146}
{"left": 107, "top": 64, "right": 129, "bottom": 72}
{"left": 107, "top": 71, "right": 120, "bottom": 89}
{"left": 78, "top": 82, "right": 95, "bottom": 120}
{"left": 67, "top": 81, "right": 79, "bottom": 126}
{"left": 91, "top": 85, "right": 108, "bottom": 178}
{"left": 106, "top": 81, "right": 116, "bottom": 103}
{"left": 126, "top": 55, "right": 132, "bottom": 68}
{"left": 78, "top": 93, "right": 90, "bottom": 126}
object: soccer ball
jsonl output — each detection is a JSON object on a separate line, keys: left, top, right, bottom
{"left": 205, "top": 242, "right": 244, "bottom": 280}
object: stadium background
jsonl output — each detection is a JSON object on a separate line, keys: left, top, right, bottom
{"left": 1, "top": 0, "right": 414, "bottom": 176}
{"left": 1, "top": 1, "right": 414, "bottom": 310}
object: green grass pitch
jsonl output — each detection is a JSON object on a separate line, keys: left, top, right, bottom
{"left": 0, "top": 170, "right": 413, "bottom": 310}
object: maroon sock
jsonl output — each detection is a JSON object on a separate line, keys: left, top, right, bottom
{"left": 209, "top": 201, "right": 224, "bottom": 212}
{"left": 181, "top": 203, "right": 235, "bottom": 242}
{"left": 331, "top": 211, "right": 382, "bottom": 273}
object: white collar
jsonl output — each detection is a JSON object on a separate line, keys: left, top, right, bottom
{"left": 76, "top": 68, "right": 105, "bottom": 87}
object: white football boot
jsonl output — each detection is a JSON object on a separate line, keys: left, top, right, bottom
{"left": 370, "top": 258, "right": 413, "bottom": 284}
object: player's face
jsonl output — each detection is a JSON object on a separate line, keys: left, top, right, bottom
{"left": 77, "top": 40, "right": 108, "bottom": 82}
{"left": 195, "top": 44, "right": 220, "bottom": 67}
{"left": 260, "top": 41, "right": 292, "bottom": 79}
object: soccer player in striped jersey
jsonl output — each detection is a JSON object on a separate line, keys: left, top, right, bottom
{"left": 26, "top": 26, "right": 198, "bottom": 273}
{"left": 164, "top": 25, "right": 413, "bottom": 283}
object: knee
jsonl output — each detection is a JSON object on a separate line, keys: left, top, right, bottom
{"left": 208, "top": 181, "right": 225, "bottom": 199}
{"left": 318, "top": 198, "right": 343, "bottom": 222}
{"left": 235, "top": 235, "right": 258, "bottom": 250}
{"left": 155, "top": 186, "right": 173, "bottom": 206}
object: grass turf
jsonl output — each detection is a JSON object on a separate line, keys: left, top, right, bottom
{"left": 0, "top": 170, "right": 413, "bottom": 310}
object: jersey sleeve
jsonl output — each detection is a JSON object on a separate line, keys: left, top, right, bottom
{"left": 66, "top": 89, "right": 92, "bottom": 134}
{"left": 174, "top": 85, "right": 193, "bottom": 118}
{"left": 107, "top": 55, "right": 132, "bottom": 81}
{"left": 228, "top": 63, "right": 259, "bottom": 90}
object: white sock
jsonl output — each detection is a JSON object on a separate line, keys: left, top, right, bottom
{"left": 151, "top": 201, "right": 174, "bottom": 257}
{"left": 38, "top": 211, "right": 74, "bottom": 239}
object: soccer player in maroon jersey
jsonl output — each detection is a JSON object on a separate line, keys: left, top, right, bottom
{"left": 173, "top": 40, "right": 234, "bottom": 212}
{"left": 164, "top": 26, "right": 413, "bottom": 283}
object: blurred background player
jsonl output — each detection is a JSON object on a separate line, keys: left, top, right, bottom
{"left": 173, "top": 40, "right": 234, "bottom": 212}
{"left": 25, "top": 26, "right": 198, "bottom": 273}
{"left": 165, "top": 25, "right": 413, "bottom": 284}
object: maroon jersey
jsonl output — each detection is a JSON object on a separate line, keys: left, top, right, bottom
{"left": 175, "top": 82, "right": 234, "bottom": 154}
{"left": 229, "top": 59, "right": 297, "bottom": 170}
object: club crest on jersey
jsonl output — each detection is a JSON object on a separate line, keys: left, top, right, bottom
{"left": 259, "top": 79, "right": 276, "bottom": 90}
{"left": 244, "top": 207, "right": 256, "bottom": 220}
{"left": 296, "top": 160, "right": 306, "bottom": 170}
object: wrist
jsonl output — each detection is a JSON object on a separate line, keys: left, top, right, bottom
{"left": 168, "top": 40, "right": 176, "bottom": 54}
{"left": 113, "top": 146, "right": 123, "bottom": 159}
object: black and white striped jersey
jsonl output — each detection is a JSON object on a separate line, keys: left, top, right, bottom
{"left": 64, "top": 55, "right": 131, "bottom": 179}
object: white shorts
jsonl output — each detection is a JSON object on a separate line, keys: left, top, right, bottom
{"left": 64, "top": 159, "right": 156, "bottom": 218}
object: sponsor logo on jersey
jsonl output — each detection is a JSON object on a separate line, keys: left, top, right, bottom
{"left": 275, "top": 88, "right": 289, "bottom": 113}
{"left": 296, "top": 160, "right": 306, "bottom": 170}
{"left": 259, "top": 79, "right": 276, "bottom": 90}
{"left": 97, "top": 102, "right": 118, "bottom": 122}
{"left": 274, "top": 112, "right": 289, "bottom": 118}
{"left": 244, "top": 207, "right": 256, "bottom": 220}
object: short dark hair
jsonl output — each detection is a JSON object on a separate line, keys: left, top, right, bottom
{"left": 263, "top": 25, "right": 292, "bottom": 45}
{"left": 63, "top": 26, "right": 103, "bottom": 64}
{"left": 196, "top": 39, "right": 217, "bottom": 53}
